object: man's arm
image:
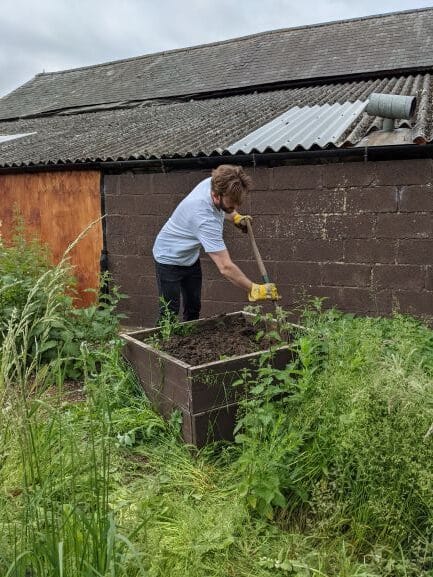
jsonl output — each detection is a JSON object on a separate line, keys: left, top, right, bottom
{"left": 208, "top": 249, "right": 253, "bottom": 291}
{"left": 208, "top": 249, "right": 282, "bottom": 302}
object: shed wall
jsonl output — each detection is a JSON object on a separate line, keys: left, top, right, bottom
{"left": 105, "top": 159, "right": 433, "bottom": 326}
{"left": 0, "top": 171, "right": 102, "bottom": 306}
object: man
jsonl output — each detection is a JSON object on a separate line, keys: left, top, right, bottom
{"left": 152, "top": 164, "right": 280, "bottom": 321}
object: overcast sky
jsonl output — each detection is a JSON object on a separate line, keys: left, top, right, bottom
{"left": 1, "top": 0, "right": 432, "bottom": 98}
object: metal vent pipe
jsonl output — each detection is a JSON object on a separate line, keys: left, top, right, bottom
{"left": 365, "top": 93, "right": 417, "bottom": 132}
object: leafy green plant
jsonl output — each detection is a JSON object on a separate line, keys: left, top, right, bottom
{"left": 39, "top": 276, "right": 127, "bottom": 379}
{"left": 244, "top": 303, "right": 302, "bottom": 348}
{"left": 147, "top": 298, "right": 195, "bottom": 347}
{"left": 232, "top": 338, "right": 318, "bottom": 518}
{"left": 232, "top": 301, "right": 433, "bottom": 569}
{"left": 0, "top": 215, "right": 126, "bottom": 380}
{"left": 0, "top": 213, "right": 73, "bottom": 335}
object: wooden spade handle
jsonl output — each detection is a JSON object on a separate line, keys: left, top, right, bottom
{"left": 245, "top": 219, "right": 271, "bottom": 284}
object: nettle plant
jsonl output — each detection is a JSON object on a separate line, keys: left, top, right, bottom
{"left": 41, "top": 278, "right": 126, "bottom": 379}
{"left": 233, "top": 308, "right": 322, "bottom": 519}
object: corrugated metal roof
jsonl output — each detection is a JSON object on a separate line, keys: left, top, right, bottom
{"left": 0, "top": 7, "right": 432, "bottom": 121}
{"left": 227, "top": 101, "right": 368, "bottom": 153}
{"left": 0, "top": 74, "right": 431, "bottom": 168}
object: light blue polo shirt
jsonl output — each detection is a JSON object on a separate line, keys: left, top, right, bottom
{"left": 153, "top": 177, "right": 226, "bottom": 266}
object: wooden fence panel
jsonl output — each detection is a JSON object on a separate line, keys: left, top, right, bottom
{"left": 0, "top": 171, "right": 102, "bottom": 306}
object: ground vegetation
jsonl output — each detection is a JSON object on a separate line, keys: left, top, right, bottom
{"left": 1, "top": 225, "right": 432, "bottom": 576}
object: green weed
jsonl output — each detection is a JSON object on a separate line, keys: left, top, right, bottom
{"left": 146, "top": 298, "right": 195, "bottom": 348}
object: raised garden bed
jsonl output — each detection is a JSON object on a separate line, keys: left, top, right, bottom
{"left": 121, "top": 311, "right": 300, "bottom": 447}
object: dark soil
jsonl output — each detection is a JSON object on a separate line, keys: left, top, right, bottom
{"left": 156, "top": 314, "right": 263, "bottom": 365}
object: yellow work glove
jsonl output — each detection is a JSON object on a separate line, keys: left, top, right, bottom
{"left": 248, "top": 282, "right": 281, "bottom": 302}
{"left": 233, "top": 213, "right": 252, "bottom": 233}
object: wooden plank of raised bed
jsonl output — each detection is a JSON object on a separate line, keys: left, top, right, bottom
{"left": 122, "top": 334, "right": 192, "bottom": 409}
{"left": 144, "top": 390, "right": 194, "bottom": 444}
{"left": 150, "top": 392, "right": 194, "bottom": 444}
{"left": 188, "top": 345, "right": 293, "bottom": 414}
{"left": 191, "top": 403, "right": 239, "bottom": 447}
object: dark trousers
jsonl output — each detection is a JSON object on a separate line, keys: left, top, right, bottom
{"left": 154, "top": 259, "right": 202, "bottom": 322}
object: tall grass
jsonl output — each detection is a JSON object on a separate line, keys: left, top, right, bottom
{"left": 233, "top": 305, "right": 433, "bottom": 574}
{"left": 293, "top": 310, "right": 433, "bottom": 549}
{"left": 0, "top": 223, "right": 147, "bottom": 576}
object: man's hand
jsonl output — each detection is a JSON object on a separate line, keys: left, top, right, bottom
{"left": 248, "top": 282, "right": 281, "bottom": 302}
{"left": 233, "top": 213, "right": 252, "bottom": 233}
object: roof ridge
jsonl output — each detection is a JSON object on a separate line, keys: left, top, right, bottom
{"left": 35, "top": 6, "right": 433, "bottom": 78}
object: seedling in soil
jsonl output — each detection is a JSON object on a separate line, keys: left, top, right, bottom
{"left": 147, "top": 298, "right": 195, "bottom": 348}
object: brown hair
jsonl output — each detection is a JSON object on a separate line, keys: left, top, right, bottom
{"left": 211, "top": 165, "right": 252, "bottom": 205}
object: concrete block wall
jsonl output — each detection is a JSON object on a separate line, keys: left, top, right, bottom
{"left": 105, "top": 158, "right": 433, "bottom": 327}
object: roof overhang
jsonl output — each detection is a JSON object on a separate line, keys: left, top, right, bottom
{"left": 0, "top": 143, "right": 432, "bottom": 175}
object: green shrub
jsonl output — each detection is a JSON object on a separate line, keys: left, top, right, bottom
{"left": 0, "top": 214, "right": 64, "bottom": 330}
{"left": 37, "top": 279, "right": 126, "bottom": 379}
{"left": 0, "top": 215, "right": 126, "bottom": 380}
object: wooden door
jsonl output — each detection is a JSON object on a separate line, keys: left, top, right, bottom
{"left": 0, "top": 170, "right": 102, "bottom": 306}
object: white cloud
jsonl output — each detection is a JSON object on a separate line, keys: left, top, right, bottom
{"left": 1, "top": 0, "right": 432, "bottom": 97}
